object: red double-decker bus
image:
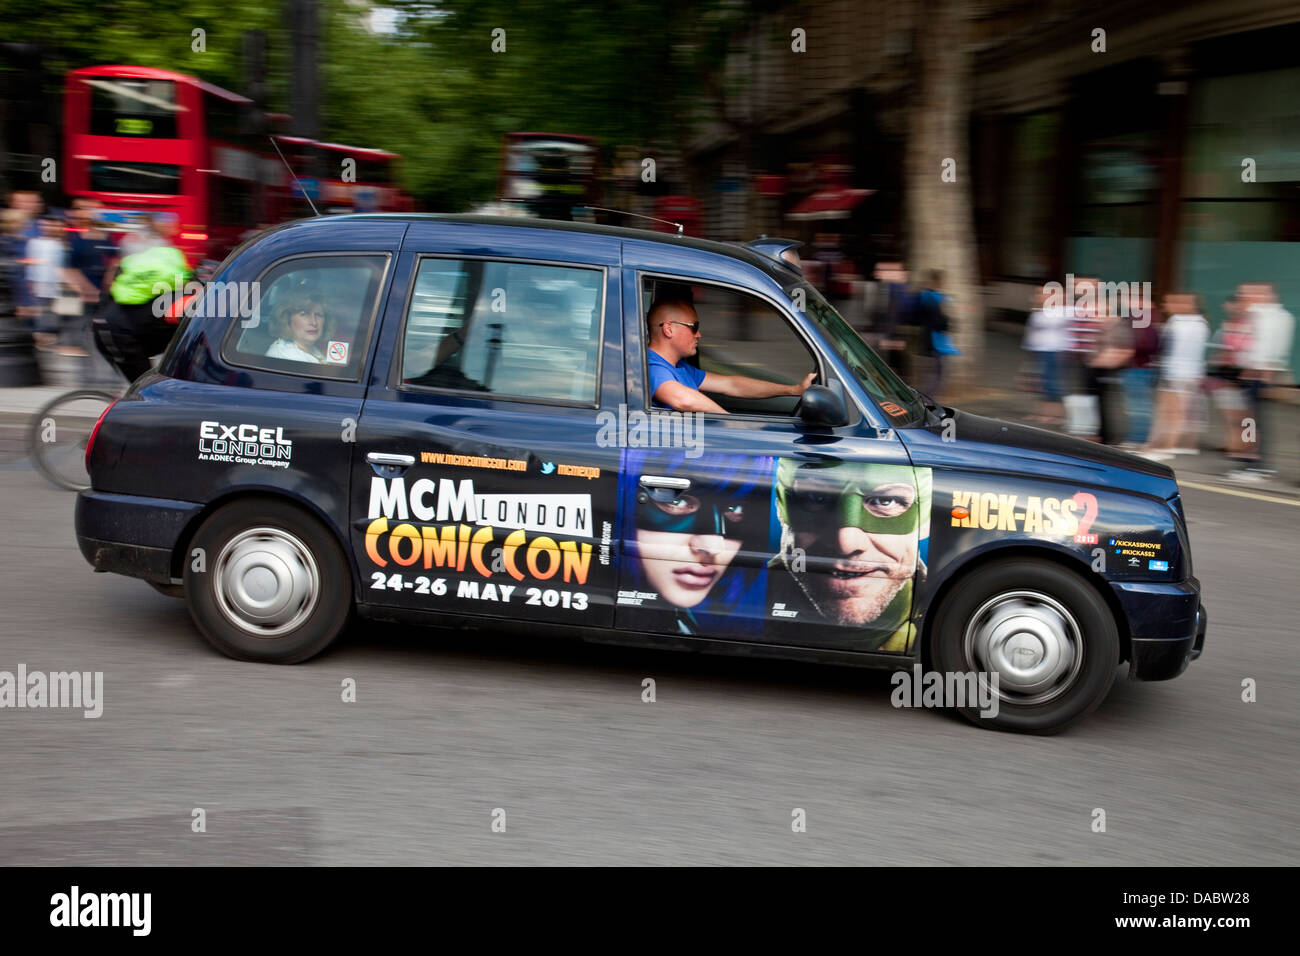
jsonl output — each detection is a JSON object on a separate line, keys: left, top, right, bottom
{"left": 316, "top": 141, "right": 412, "bottom": 214}
{"left": 65, "top": 65, "right": 415, "bottom": 263}
{"left": 63, "top": 64, "right": 273, "bottom": 263}
{"left": 268, "top": 136, "right": 413, "bottom": 219}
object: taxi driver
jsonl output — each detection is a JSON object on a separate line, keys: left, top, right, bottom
{"left": 647, "top": 298, "right": 815, "bottom": 413}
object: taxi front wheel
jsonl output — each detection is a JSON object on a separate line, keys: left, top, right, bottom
{"left": 183, "top": 499, "right": 353, "bottom": 664}
{"left": 930, "top": 559, "right": 1119, "bottom": 734}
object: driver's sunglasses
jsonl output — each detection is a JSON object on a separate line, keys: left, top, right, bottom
{"left": 664, "top": 320, "right": 701, "bottom": 334}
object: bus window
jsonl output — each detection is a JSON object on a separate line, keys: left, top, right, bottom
{"left": 85, "top": 77, "right": 180, "bottom": 139}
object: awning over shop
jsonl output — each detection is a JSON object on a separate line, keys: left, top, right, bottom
{"left": 786, "top": 187, "right": 874, "bottom": 220}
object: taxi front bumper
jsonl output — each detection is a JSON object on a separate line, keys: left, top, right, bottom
{"left": 1113, "top": 577, "right": 1206, "bottom": 681}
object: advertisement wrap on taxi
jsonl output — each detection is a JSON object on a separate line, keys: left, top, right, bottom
{"left": 357, "top": 456, "right": 618, "bottom": 621}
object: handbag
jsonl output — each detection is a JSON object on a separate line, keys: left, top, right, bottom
{"left": 52, "top": 290, "right": 84, "bottom": 317}
{"left": 931, "top": 330, "right": 961, "bottom": 355}
{"left": 1064, "top": 394, "right": 1099, "bottom": 436}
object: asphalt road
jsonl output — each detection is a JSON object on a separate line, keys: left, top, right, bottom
{"left": 0, "top": 462, "right": 1296, "bottom": 866}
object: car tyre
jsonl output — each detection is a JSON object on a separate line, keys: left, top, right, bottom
{"left": 184, "top": 498, "right": 352, "bottom": 663}
{"left": 930, "top": 558, "right": 1118, "bottom": 734}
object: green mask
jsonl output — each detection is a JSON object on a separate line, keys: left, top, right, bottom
{"left": 777, "top": 459, "right": 929, "bottom": 535}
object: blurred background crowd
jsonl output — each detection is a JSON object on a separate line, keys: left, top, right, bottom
{"left": 0, "top": 0, "right": 1297, "bottom": 480}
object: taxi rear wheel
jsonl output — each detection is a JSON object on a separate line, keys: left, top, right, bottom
{"left": 184, "top": 499, "right": 352, "bottom": 663}
{"left": 930, "top": 559, "right": 1118, "bottom": 734}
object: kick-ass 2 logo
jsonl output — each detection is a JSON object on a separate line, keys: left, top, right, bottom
{"left": 364, "top": 476, "right": 595, "bottom": 584}
{"left": 949, "top": 489, "right": 1099, "bottom": 544}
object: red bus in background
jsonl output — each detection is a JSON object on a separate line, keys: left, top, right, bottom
{"left": 499, "top": 132, "right": 598, "bottom": 220}
{"left": 63, "top": 64, "right": 270, "bottom": 264}
{"left": 269, "top": 137, "right": 414, "bottom": 220}
{"left": 267, "top": 134, "right": 317, "bottom": 222}
{"left": 315, "top": 141, "right": 411, "bottom": 214}
{"left": 65, "top": 64, "right": 415, "bottom": 264}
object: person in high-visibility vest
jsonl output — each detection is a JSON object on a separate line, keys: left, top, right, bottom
{"left": 92, "top": 214, "right": 192, "bottom": 382}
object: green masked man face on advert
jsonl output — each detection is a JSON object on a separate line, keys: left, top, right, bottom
{"left": 775, "top": 459, "right": 930, "bottom": 640}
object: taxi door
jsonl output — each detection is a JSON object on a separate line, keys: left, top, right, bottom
{"left": 349, "top": 222, "right": 623, "bottom": 628}
{"left": 613, "top": 245, "right": 928, "bottom": 655}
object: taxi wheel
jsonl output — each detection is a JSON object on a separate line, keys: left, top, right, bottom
{"left": 184, "top": 499, "right": 353, "bottom": 664}
{"left": 930, "top": 559, "right": 1118, "bottom": 734}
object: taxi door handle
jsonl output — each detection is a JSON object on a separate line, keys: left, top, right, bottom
{"left": 367, "top": 452, "right": 415, "bottom": 467}
{"left": 639, "top": 475, "right": 691, "bottom": 490}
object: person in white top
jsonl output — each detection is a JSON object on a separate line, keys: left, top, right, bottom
{"left": 1022, "top": 284, "right": 1070, "bottom": 425}
{"left": 1230, "top": 282, "right": 1295, "bottom": 480}
{"left": 25, "top": 215, "right": 65, "bottom": 345}
{"left": 1142, "top": 294, "right": 1209, "bottom": 459}
{"left": 265, "top": 293, "right": 329, "bottom": 363}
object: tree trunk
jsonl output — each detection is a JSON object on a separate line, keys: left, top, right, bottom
{"left": 906, "top": 0, "right": 982, "bottom": 390}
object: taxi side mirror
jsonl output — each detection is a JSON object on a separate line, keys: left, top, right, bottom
{"left": 798, "top": 384, "right": 848, "bottom": 428}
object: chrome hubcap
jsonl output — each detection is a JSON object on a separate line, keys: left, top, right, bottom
{"left": 212, "top": 527, "right": 319, "bottom": 637}
{"left": 963, "top": 590, "right": 1083, "bottom": 705}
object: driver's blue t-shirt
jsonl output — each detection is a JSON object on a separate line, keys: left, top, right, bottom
{"left": 647, "top": 350, "right": 706, "bottom": 406}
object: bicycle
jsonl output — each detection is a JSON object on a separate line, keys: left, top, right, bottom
{"left": 27, "top": 254, "right": 214, "bottom": 491}
{"left": 28, "top": 386, "right": 121, "bottom": 491}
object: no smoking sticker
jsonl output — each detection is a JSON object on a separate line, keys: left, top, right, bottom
{"left": 326, "top": 341, "right": 349, "bottom": 364}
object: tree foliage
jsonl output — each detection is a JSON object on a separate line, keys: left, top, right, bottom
{"left": 0, "top": 0, "right": 284, "bottom": 94}
{"left": 2, "top": 0, "right": 739, "bottom": 208}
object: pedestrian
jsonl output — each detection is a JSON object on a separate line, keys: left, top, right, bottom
{"left": 1122, "top": 290, "right": 1162, "bottom": 449}
{"left": 1022, "top": 283, "right": 1068, "bottom": 425}
{"left": 1205, "top": 293, "right": 1253, "bottom": 464}
{"left": 62, "top": 198, "right": 119, "bottom": 363}
{"left": 25, "top": 214, "right": 66, "bottom": 348}
{"left": 1229, "top": 282, "right": 1295, "bottom": 481}
{"left": 914, "top": 269, "right": 957, "bottom": 399}
{"left": 1142, "top": 294, "right": 1209, "bottom": 460}
{"left": 1084, "top": 294, "right": 1134, "bottom": 446}
{"left": 870, "top": 261, "right": 912, "bottom": 376}
{"left": 5, "top": 191, "right": 42, "bottom": 327}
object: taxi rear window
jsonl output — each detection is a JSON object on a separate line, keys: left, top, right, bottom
{"left": 223, "top": 254, "right": 389, "bottom": 380}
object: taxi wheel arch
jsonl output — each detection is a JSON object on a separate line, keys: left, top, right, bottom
{"left": 182, "top": 497, "right": 353, "bottom": 664}
{"left": 922, "top": 546, "right": 1131, "bottom": 670}
{"left": 926, "top": 556, "right": 1121, "bottom": 734}
{"left": 172, "top": 490, "right": 358, "bottom": 589}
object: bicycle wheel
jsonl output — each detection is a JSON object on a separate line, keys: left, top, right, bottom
{"left": 29, "top": 389, "right": 118, "bottom": 491}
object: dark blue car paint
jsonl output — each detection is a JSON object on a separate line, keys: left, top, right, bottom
{"left": 75, "top": 213, "right": 1204, "bottom": 680}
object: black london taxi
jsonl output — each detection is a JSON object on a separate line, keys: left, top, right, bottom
{"left": 76, "top": 214, "right": 1206, "bottom": 733}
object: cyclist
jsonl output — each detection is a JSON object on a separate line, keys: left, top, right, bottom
{"left": 92, "top": 214, "right": 192, "bottom": 382}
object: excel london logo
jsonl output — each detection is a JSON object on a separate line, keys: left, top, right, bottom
{"left": 198, "top": 420, "right": 293, "bottom": 469}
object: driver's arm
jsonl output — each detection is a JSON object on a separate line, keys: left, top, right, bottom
{"left": 699, "top": 370, "right": 816, "bottom": 399}
{"left": 653, "top": 380, "right": 729, "bottom": 413}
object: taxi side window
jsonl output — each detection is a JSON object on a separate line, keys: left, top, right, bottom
{"left": 224, "top": 254, "right": 388, "bottom": 380}
{"left": 644, "top": 277, "right": 817, "bottom": 416}
{"left": 400, "top": 257, "right": 603, "bottom": 404}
